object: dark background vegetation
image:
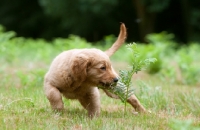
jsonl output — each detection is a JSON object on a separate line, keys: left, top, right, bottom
{"left": 0, "top": 0, "right": 200, "bottom": 43}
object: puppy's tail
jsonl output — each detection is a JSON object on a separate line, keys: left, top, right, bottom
{"left": 105, "top": 23, "right": 127, "bottom": 57}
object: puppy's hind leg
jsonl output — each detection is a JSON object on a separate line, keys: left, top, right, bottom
{"left": 127, "top": 95, "right": 146, "bottom": 113}
{"left": 44, "top": 82, "right": 64, "bottom": 111}
{"left": 104, "top": 90, "right": 146, "bottom": 113}
{"left": 78, "top": 88, "right": 101, "bottom": 118}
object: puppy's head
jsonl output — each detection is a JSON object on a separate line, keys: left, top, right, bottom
{"left": 85, "top": 49, "right": 119, "bottom": 88}
{"left": 72, "top": 49, "right": 118, "bottom": 88}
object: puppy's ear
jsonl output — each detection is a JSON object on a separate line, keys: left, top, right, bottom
{"left": 71, "top": 56, "right": 91, "bottom": 84}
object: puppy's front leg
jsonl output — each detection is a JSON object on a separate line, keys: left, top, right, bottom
{"left": 78, "top": 88, "right": 100, "bottom": 118}
{"left": 44, "top": 82, "right": 64, "bottom": 111}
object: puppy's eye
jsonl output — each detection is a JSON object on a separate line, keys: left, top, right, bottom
{"left": 100, "top": 66, "right": 106, "bottom": 71}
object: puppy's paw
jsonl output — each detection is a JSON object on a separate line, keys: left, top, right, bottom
{"left": 147, "top": 110, "right": 152, "bottom": 114}
{"left": 133, "top": 108, "right": 152, "bottom": 115}
{"left": 132, "top": 111, "right": 139, "bottom": 115}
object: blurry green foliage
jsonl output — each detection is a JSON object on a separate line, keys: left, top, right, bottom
{"left": 175, "top": 44, "right": 200, "bottom": 85}
{"left": 142, "top": 0, "right": 170, "bottom": 12}
{"left": 0, "top": 26, "right": 92, "bottom": 65}
{"left": 0, "top": 0, "right": 200, "bottom": 42}
{"left": 1, "top": 27, "right": 200, "bottom": 85}
{"left": 39, "top": 0, "right": 118, "bottom": 16}
{"left": 123, "top": 32, "right": 200, "bottom": 85}
{"left": 38, "top": 0, "right": 119, "bottom": 40}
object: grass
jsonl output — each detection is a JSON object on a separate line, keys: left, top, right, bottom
{"left": 0, "top": 30, "right": 200, "bottom": 129}
{"left": 1, "top": 66, "right": 200, "bottom": 130}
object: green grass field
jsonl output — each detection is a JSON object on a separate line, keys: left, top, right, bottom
{"left": 0, "top": 29, "right": 200, "bottom": 130}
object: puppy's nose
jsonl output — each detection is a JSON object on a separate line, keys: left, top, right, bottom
{"left": 113, "top": 78, "right": 118, "bottom": 82}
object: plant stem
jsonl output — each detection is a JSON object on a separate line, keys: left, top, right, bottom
{"left": 124, "top": 70, "right": 134, "bottom": 116}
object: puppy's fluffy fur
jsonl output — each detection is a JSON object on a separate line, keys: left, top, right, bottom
{"left": 44, "top": 23, "right": 146, "bottom": 117}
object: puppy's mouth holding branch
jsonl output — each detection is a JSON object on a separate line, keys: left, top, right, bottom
{"left": 98, "top": 81, "right": 117, "bottom": 89}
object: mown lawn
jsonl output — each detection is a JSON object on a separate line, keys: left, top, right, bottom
{"left": 0, "top": 30, "right": 200, "bottom": 129}
{"left": 1, "top": 61, "right": 200, "bottom": 130}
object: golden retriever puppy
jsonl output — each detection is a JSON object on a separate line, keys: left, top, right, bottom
{"left": 44, "top": 23, "right": 146, "bottom": 118}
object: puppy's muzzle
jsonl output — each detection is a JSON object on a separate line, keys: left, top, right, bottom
{"left": 99, "top": 77, "right": 118, "bottom": 88}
